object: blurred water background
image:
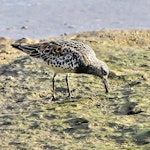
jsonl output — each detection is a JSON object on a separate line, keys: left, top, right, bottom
{"left": 0, "top": 0, "right": 150, "bottom": 39}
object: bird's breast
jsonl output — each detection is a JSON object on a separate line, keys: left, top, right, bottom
{"left": 32, "top": 56, "right": 78, "bottom": 73}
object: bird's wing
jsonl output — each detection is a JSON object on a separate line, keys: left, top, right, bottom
{"left": 12, "top": 41, "right": 83, "bottom": 71}
{"left": 55, "top": 40, "right": 96, "bottom": 57}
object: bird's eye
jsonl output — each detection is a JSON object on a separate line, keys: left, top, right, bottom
{"left": 101, "top": 68, "right": 107, "bottom": 75}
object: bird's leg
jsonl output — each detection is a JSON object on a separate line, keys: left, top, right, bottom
{"left": 51, "top": 73, "right": 57, "bottom": 100}
{"left": 66, "top": 73, "right": 72, "bottom": 98}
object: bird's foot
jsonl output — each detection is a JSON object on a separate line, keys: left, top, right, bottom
{"left": 50, "top": 95, "right": 57, "bottom": 101}
{"left": 66, "top": 93, "right": 73, "bottom": 100}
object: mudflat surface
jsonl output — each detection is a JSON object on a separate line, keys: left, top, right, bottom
{"left": 0, "top": 30, "right": 150, "bottom": 149}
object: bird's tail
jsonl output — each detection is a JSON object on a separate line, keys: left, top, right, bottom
{"left": 11, "top": 43, "right": 20, "bottom": 49}
{"left": 11, "top": 43, "right": 42, "bottom": 58}
{"left": 11, "top": 43, "right": 35, "bottom": 54}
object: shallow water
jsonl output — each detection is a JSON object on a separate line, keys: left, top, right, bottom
{"left": 1, "top": 0, "right": 150, "bottom": 39}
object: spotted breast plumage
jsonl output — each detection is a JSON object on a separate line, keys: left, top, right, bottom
{"left": 12, "top": 40, "right": 109, "bottom": 100}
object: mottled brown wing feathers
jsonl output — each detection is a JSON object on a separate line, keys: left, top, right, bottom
{"left": 12, "top": 42, "right": 65, "bottom": 58}
{"left": 11, "top": 40, "right": 98, "bottom": 72}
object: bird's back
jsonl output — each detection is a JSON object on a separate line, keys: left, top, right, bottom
{"left": 12, "top": 40, "right": 97, "bottom": 73}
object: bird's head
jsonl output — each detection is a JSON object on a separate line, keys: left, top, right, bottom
{"left": 87, "top": 59, "right": 109, "bottom": 93}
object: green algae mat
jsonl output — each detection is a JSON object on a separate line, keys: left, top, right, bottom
{"left": 0, "top": 30, "right": 150, "bottom": 149}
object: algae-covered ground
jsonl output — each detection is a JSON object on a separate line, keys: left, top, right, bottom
{"left": 0, "top": 30, "right": 150, "bottom": 150}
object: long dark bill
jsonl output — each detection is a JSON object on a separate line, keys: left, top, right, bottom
{"left": 102, "top": 78, "right": 109, "bottom": 93}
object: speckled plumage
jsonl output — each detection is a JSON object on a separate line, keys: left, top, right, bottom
{"left": 12, "top": 40, "right": 109, "bottom": 100}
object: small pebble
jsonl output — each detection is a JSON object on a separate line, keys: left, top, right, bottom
{"left": 6, "top": 76, "right": 15, "bottom": 80}
{"left": 21, "top": 26, "right": 28, "bottom": 30}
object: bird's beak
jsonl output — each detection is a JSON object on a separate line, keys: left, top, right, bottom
{"left": 102, "top": 77, "right": 109, "bottom": 93}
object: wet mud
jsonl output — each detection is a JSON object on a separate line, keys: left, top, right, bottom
{"left": 0, "top": 30, "right": 150, "bottom": 149}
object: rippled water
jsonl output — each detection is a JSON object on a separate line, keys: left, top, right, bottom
{"left": 0, "top": 0, "right": 150, "bottom": 39}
